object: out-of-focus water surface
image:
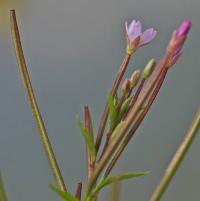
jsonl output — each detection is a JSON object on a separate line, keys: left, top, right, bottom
{"left": 0, "top": 0, "right": 200, "bottom": 201}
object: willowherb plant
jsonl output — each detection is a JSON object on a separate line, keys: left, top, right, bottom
{"left": 1, "top": 9, "right": 199, "bottom": 201}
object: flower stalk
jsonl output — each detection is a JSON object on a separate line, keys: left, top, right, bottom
{"left": 10, "top": 10, "right": 67, "bottom": 192}
{"left": 75, "top": 182, "right": 83, "bottom": 201}
{"left": 95, "top": 53, "right": 132, "bottom": 153}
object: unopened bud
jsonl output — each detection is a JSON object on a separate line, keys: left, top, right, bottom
{"left": 122, "top": 79, "right": 131, "bottom": 95}
{"left": 130, "top": 70, "right": 141, "bottom": 88}
{"left": 142, "top": 59, "right": 156, "bottom": 79}
{"left": 176, "top": 20, "right": 192, "bottom": 38}
{"left": 167, "top": 20, "right": 192, "bottom": 56}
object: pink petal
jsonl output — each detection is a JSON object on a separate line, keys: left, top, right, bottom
{"left": 128, "top": 20, "right": 136, "bottom": 33}
{"left": 127, "top": 20, "right": 142, "bottom": 42}
{"left": 133, "top": 21, "right": 142, "bottom": 36}
{"left": 129, "top": 21, "right": 142, "bottom": 40}
{"left": 140, "top": 28, "right": 157, "bottom": 46}
{"left": 125, "top": 21, "right": 130, "bottom": 39}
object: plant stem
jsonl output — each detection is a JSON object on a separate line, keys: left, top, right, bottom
{"left": 75, "top": 182, "right": 82, "bottom": 200}
{"left": 84, "top": 106, "right": 94, "bottom": 181}
{"left": 122, "top": 79, "right": 145, "bottom": 119}
{"left": 149, "top": 105, "right": 200, "bottom": 201}
{"left": 10, "top": 10, "right": 67, "bottom": 192}
{"left": 107, "top": 181, "right": 120, "bottom": 201}
{"left": 95, "top": 54, "right": 131, "bottom": 153}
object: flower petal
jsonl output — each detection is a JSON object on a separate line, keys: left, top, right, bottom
{"left": 133, "top": 21, "right": 142, "bottom": 36}
{"left": 127, "top": 20, "right": 142, "bottom": 42}
{"left": 128, "top": 20, "right": 136, "bottom": 33}
{"left": 129, "top": 21, "right": 142, "bottom": 40}
{"left": 125, "top": 21, "right": 129, "bottom": 34}
{"left": 140, "top": 28, "right": 157, "bottom": 46}
{"left": 125, "top": 21, "right": 135, "bottom": 41}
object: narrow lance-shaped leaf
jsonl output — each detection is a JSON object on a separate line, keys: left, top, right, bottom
{"left": 107, "top": 93, "right": 118, "bottom": 130}
{"left": 111, "top": 122, "right": 124, "bottom": 141}
{"left": 113, "top": 94, "right": 118, "bottom": 106}
{"left": 94, "top": 172, "right": 149, "bottom": 194}
{"left": 77, "top": 116, "right": 96, "bottom": 161}
{"left": 118, "top": 97, "right": 131, "bottom": 120}
{"left": 84, "top": 106, "right": 94, "bottom": 142}
{"left": 49, "top": 185, "right": 78, "bottom": 201}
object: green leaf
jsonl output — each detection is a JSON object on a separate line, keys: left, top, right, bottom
{"left": 111, "top": 122, "right": 124, "bottom": 140}
{"left": 119, "top": 97, "right": 131, "bottom": 117}
{"left": 113, "top": 94, "right": 118, "bottom": 106}
{"left": 0, "top": 173, "right": 8, "bottom": 201}
{"left": 94, "top": 172, "right": 149, "bottom": 194}
{"left": 77, "top": 116, "right": 96, "bottom": 161}
{"left": 49, "top": 185, "right": 78, "bottom": 201}
{"left": 115, "top": 97, "right": 131, "bottom": 124}
{"left": 107, "top": 93, "right": 118, "bottom": 130}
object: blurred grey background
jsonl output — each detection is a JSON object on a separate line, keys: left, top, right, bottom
{"left": 0, "top": 0, "right": 200, "bottom": 200}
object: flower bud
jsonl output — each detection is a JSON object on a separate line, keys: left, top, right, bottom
{"left": 176, "top": 20, "right": 192, "bottom": 37}
{"left": 130, "top": 70, "right": 141, "bottom": 88}
{"left": 142, "top": 59, "right": 156, "bottom": 79}
{"left": 122, "top": 79, "right": 131, "bottom": 95}
{"left": 167, "top": 20, "right": 192, "bottom": 56}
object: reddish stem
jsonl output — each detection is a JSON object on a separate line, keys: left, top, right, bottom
{"left": 84, "top": 105, "right": 94, "bottom": 181}
{"left": 95, "top": 54, "right": 131, "bottom": 153}
{"left": 75, "top": 182, "right": 82, "bottom": 200}
{"left": 123, "top": 79, "right": 145, "bottom": 119}
{"left": 99, "top": 93, "right": 127, "bottom": 160}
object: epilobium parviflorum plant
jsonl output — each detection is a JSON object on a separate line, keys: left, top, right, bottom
{"left": 1, "top": 9, "right": 200, "bottom": 201}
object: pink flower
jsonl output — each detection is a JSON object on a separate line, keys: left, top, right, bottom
{"left": 125, "top": 20, "right": 157, "bottom": 47}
